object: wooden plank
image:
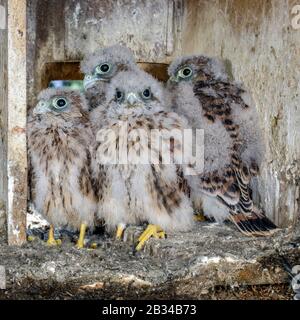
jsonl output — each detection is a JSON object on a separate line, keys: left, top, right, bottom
{"left": 27, "top": 0, "right": 182, "bottom": 103}
{"left": 0, "top": 0, "right": 7, "bottom": 237}
{"left": 6, "top": 0, "right": 27, "bottom": 245}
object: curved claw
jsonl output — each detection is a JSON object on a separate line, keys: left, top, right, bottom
{"left": 90, "top": 242, "right": 97, "bottom": 249}
{"left": 47, "top": 238, "right": 61, "bottom": 246}
{"left": 116, "top": 223, "right": 126, "bottom": 240}
{"left": 194, "top": 212, "right": 206, "bottom": 222}
{"left": 136, "top": 224, "right": 165, "bottom": 251}
{"left": 27, "top": 235, "right": 36, "bottom": 242}
{"left": 46, "top": 225, "right": 61, "bottom": 246}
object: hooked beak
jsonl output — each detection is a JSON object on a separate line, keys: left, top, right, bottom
{"left": 167, "top": 75, "right": 178, "bottom": 86}
{"left": 83, "top": 74, "right": 104, "bottom": 90}
{"left": 126, "top": 92, "right": 138, "bottom": 107}
{"left": 33, "top": 102, "right": 48, "bottom": 116}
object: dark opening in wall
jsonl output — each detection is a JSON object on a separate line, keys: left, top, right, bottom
{"left": 41, "top": 61, "right": 169, "bottom": 90}
{"left": 41, "top": 62, "right": 83, "bottom": 89}
{"left": 137, "top": 62, "right": 169, "bottom": 83}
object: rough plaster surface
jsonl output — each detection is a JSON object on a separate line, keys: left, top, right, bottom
{"left": 27, "top": 0, "right": 183, "bottom": 107}
{"left": 0, "top": 222, "right": 299, "bottom": 299}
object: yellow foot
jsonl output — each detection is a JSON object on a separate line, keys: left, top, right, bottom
{"left": 46, "top": 225, "right": 61, "bottom": 246}
{"left": 136, "top": 224, "right": 165, "bottom": 251}
{"left": 46, "top": 238, "right": 61, "bottom": 246}
{"left": 76, "top": 242, "right": 84, "bottom": 249}
{"left": 116, "top": 223, "right": 126, "bottom": 240}
{"left": 76, "top": 223, "right": 87, "bottom": 249}
{"left": 27, "top": 235, "right": 35, "bottom": 242}
{"left": 90, "top": 242, "right": 97, "bottom": 249}
{"left": 194, "top": 212, "right": 206, "bottom": 222}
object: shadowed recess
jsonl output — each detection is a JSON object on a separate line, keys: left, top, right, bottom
{"left": 41, "top": 61, "right": 169, "bottom": 89}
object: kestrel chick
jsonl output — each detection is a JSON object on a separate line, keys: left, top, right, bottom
{"left": 168, "top": 55, "right": 277, "bottom": 236}
{"left": 28, "top": 89, "right": 96, "bottom": 248}
{"left": 80, "top": 44, "right": 139, "bottom": 110}
{"left": 91, "top": 70, "right": 195, "bottom": 250}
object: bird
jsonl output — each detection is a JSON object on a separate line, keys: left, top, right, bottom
{"left": 91, "top": 69, "right": 195, "bottom": 250}
{"left": 167, "top": 54, "right": 278, "bottom": 236}
{"left": 80, "top": 44, "right": 139, "bottom": 111}
{"left": 28, "top": 88, "right": 97, "bottom": 248}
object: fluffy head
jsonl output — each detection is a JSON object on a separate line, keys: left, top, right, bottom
{"left": 32, "top": 88, "right": 89, "bottom": 124}
{"left": 105, "top": 70, "right": 166, "bottom": 117}
{"left": 80, "top": 44, "right": 138, "bottom": 91}
{"left": 168, "top": 55, "right": 229, "bottom": 86}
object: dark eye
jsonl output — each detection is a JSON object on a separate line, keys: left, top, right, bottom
{"left": 115, "top": 90, "right": 124, "bottom": 101}
{"left": 183, "top": 68, "right": 191, "bottom": 76}
{"left": 95, "top": 63, "right": 111, "bottom": 74}
{"left": 141, "top": 88, "right": 151, "bottom": 99}
{"left": 52, "top": 97, "right": 68, "bottom": 110}
{"left": 178, "top": 67, "right": 193, "bottom": 79}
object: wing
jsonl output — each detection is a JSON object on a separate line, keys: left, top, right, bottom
{"left": 184, "top": 82, "right": 277, "bottom": 235}
{"left": 85, "top": 83, "right": 106, "bottom": 111}
{"left": 193, "top": 79, "right": 264, "bottom": 176}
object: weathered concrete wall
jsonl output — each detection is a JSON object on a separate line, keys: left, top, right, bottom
{"left": 26, "top": 0, "right": 299, "bottom": 227}
{"left": 181, "top": 0, "right": 300, "bottom": 227}
{"left": 27, "top": 0, "right": 183, "bottom": 107}
{"left": 0, "top": 0, "right": 7, "bottom": 236}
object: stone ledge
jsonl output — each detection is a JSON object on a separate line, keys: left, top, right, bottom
{"left": 0, "top": 221, "right": 299, "bottom": 299}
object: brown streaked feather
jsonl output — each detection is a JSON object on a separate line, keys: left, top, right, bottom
{"left": 28, "top": 90, "right": 96, "bottom": 230}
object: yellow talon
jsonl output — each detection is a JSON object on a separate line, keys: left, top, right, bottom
{"left": 46, "top": 225, "right": 60, "bottom": 246}
{"left": 194, "top": 212, "right": 206, "bottom": 222}
{"left": 90, "top": 242, "right": 97, "bottom": 249}
{"left": 76, "top": 223, "right": 87, "bottom": 249}
{"left": 116, "top": 223, "right": 126, "bottom": 240}
{"left": 27, "top": 235, "right": 35, "bottom": 242}
{"left": 136, "top": 224, "right": 165, "bottom": 251}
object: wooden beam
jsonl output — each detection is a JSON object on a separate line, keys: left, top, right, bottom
{"left": 0, "top": 0, "right": 8, "bottom": 237}
{"left": 6, "top": 0, "right": 27, "bottom": 245}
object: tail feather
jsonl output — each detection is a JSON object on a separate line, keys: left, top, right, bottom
{"left": 229, "top": 209, "right": 279, "bottom": 237}
{"left": 228, "top": 168, "right": 278, "bottom": 236}
{"left": 199, "top": 166, "right": 279, "bottom": 237}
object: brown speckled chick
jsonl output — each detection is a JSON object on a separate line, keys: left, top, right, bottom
{"left": 91, "top": 70, "right": 196, "bottom": 250}
{"left": 28, "top": 89, "right": 96, "bottom": 248}
{"left": 167, "top": 55, "right": 277, "bottom": 236}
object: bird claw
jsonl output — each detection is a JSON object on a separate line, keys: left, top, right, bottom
{"left": 90, "top": 242, "right": 97, "bottom": 249}
{"left": 46, "top": 225, "right": 61, "bottom": 246}
{"left": 76, "top": 240, "right": 84, "bottom": 249}
{"left": 27, "top": 235, "right": 36, "bottom": 242}
{"left": 116, "top": 224, "right": 126, "bottom": 240}
{"left": 135, "top": 224, "right": 165, "bottom": 251}
{"left": 46, "top": 238, "right": 61, "bottom": 246}
{"left": 76, "top": 223, "right": 87, "bottom": 249}
{"left": 194, "top": 212, "right": 206, "bottom": 222}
